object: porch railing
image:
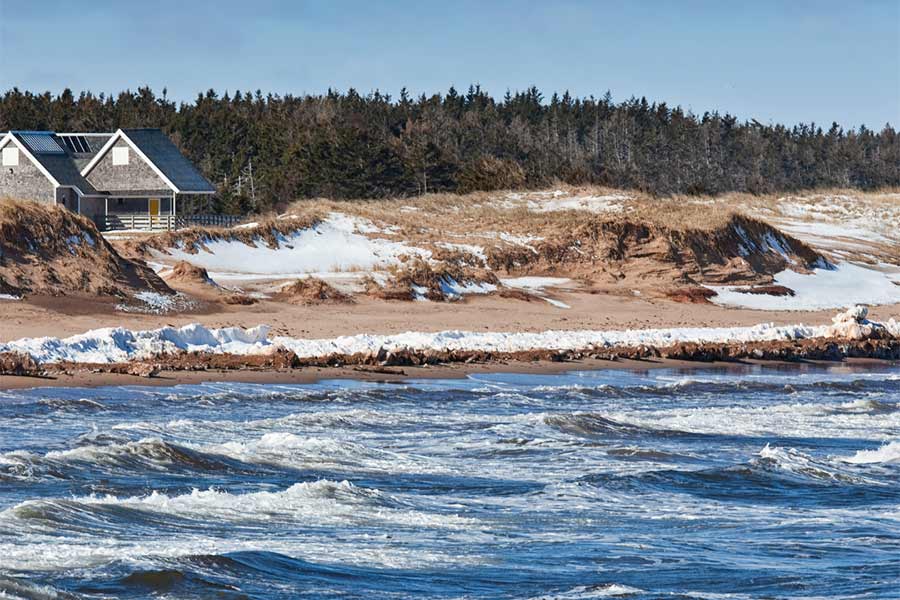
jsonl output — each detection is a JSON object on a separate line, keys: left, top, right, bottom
{"left": 96, "top": 214, "right": 245, "bottom": 232}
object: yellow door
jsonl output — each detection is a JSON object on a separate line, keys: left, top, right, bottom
{"left": 148, "top": 198, "right": 160, "bottom": 216}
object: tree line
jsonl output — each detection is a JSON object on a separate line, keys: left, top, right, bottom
{"left": 1, "top": 86, "right": 897, "bottom": 214}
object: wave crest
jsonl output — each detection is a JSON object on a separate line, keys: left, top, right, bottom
{"left": 840, "top": 441, "right": 900, "bottom": 465}
{"left": 2, "top": 479, "right": 476, "bottom": 534}
{"left": 543, "top": 413, "right": 693, "bottom": 439}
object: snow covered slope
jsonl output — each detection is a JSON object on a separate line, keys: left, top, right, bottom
{"left": 156, "top": 213, "right": 428, "bottom": 281}
{"left": 708, "top": 263, "right": 900, "bottom": 311}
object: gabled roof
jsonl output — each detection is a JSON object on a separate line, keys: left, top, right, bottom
{"left": 3, "top": 131, "right": 100, "bottom": 196}
{"left": 81, "top": 129, "right": 216, "bottom": 194}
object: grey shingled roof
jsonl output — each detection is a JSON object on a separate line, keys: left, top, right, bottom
{"left": 10, "top": 131, "right": 101, "bottom": 196}
{"left": 58, "top": 133, "right": 114, "bottom": 170}
{"left": 121, "top": 129, "right": 215, "bottom": 193}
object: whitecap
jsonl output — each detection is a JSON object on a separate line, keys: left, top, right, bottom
{"left": 841, "top": 441, "right": 900, "bottom": 465}
{"left": 530, "top": 583, "right": 644, "bottom": 599}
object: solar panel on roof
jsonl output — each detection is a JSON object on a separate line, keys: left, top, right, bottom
{"left": 19, "top": 133, "right": 64, "bottom": 154}
{"left": 60, "top": 135, "right": 92, "bottom": 153}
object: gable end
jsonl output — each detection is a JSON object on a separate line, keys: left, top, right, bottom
{"left": 83, "top": 136, "right": 173, "bottom": 194}
{"left": 0, "top": 135, "right": 58, "bottom": 203}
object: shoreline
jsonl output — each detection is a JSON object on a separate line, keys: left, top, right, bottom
{"left": 3, "top": 308, "right": 899, "bottom": 390}
{"left": 2, "top": 355, "right": 896, "bottom": 391}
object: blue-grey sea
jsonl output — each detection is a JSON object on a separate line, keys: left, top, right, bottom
{"left": 1, "top": 365, "right": 898, "bottom": 599}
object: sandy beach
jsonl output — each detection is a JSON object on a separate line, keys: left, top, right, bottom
{"left": 6, "top": 287, "right": 900, "bottom": 342}
{"left": 2, "top": 189, "right": 900, "bottom": 389}
{"left": 2, "top": 288, "right": 898, "bottom": 390}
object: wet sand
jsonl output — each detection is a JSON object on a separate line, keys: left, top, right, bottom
{"left": 2, "top": 356, "right": 896, "bottom": 391}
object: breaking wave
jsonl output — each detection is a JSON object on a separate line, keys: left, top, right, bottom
{"left": 583, "top": 444, "right": 898, "bottom": 506}
{"left": 0, "top": 577, "right": 75, "bottom": 600}
{"left": 605, "top": 447, "right": 695, "bottom": 462}
{"left": 827, "top": 398, "right": 899, "bottom": 415}
{"left": 841, "top": 441, "right": 900, "bottom": 465}
{"left": 0, "top": 437, "right": 254, "bottom": 481}
{"left": 543, "top": 412, "right": 696, "bottom": 439}
{"left": 536, "top": 376, "right": 900, "bottom": 402}
{"left": 1, "top": 479, "right": 473, "bottom": 535}
{"left": 209, "top": 431, "right": 429, "bottom": 473}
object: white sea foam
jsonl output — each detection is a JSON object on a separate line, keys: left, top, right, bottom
{"left": 607, "top": 396, "right": 900, "bottom": 441}
{"left": 212, "top": 432, "right": 395, "bottom": 469}
{"left": 4, "top": 479, "right": 476, "bottom": 532}
{"left": 841, "top": 441, "right": 900, "bottom": 465}
{"left": 530, "top": 584, "right": 645, "bottom": 598}
{"left": 758, "top": 444, "right": 886, "bottom": 485}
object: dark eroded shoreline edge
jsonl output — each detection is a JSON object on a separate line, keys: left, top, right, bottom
{"left": 2, "top": 353, "right": 897, "bottom": 391}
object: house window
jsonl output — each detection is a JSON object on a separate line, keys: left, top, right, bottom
{"left": 112, "top": 146, "right": 130, "bottom": 166}
{"left": 1, "top": 147, "right": 18, "bottom": 166}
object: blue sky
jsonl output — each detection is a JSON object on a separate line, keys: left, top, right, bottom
{"left": 1, "top": 0, "right": 897, "bottom": 128}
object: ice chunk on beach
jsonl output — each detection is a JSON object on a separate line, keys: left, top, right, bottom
{"left": 3, "top": 308, "right": 895, "bottom": 365}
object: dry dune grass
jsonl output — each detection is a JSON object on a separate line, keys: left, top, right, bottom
{"left": 130, "top": 187, "right": 830, "bottom": 290}
{"left": 714, "top": 188, "right": 900, "bottom": 263}
{"left": 126, "top": 185, "right": 889, "bottom": 260}
{"left": 0, "top": 197, "right": 171, "bottom": 296}
{"left": 163, "top": 260, "right": 215, "bottom": 286}
{"left": 118, "top": 212, "right": 323, "bottom": 258}
{"left": 276, "top": 184, "right": 758, "bottom": 241}
{"left": 272, "top": 188, "right": 826, "bottom": 283}
{"left": 365, "top": 258, "right": 499, "bottom": 302}
{"left": 275, "top": 277, "right": 353, "bottom": 305}
{"left": 108, "top": 186, "right": 876, "bottom": 302}
{"left": 683, "top": 187, "right": 900, "bottom": 224}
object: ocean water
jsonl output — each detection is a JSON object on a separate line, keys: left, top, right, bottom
{"left": 0, "top": 365, "right": 898, "bottom": 599}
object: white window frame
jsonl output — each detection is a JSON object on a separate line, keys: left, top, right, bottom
{"left": 112, "top": 146, "right": 130, "bottom": 166}
{"left": 2, "top": 147, "right": 19, "bottom": 166}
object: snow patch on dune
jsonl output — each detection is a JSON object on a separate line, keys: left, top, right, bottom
{"left": 524, "top": 191, "right": 633, "bottom": 213}
{"left": 156, "top": 213, "right": 428, "bottom": 280}
{"left": 115, "top": 291, "right": 196, "bottom": 314}
{"left": 439, "top": 278, "right": 497, "bottom": 298}
{"left": 502, "top": 277, "right": 572, "bottom": 291}
{"left": 709, "top": 263, "right": 900, "bottom": 311}
{"left": 502, "top": 277, "right": 573, "bottom": 309}
{"left": 435, "top": 241, "right": 487, "bottom": 265}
